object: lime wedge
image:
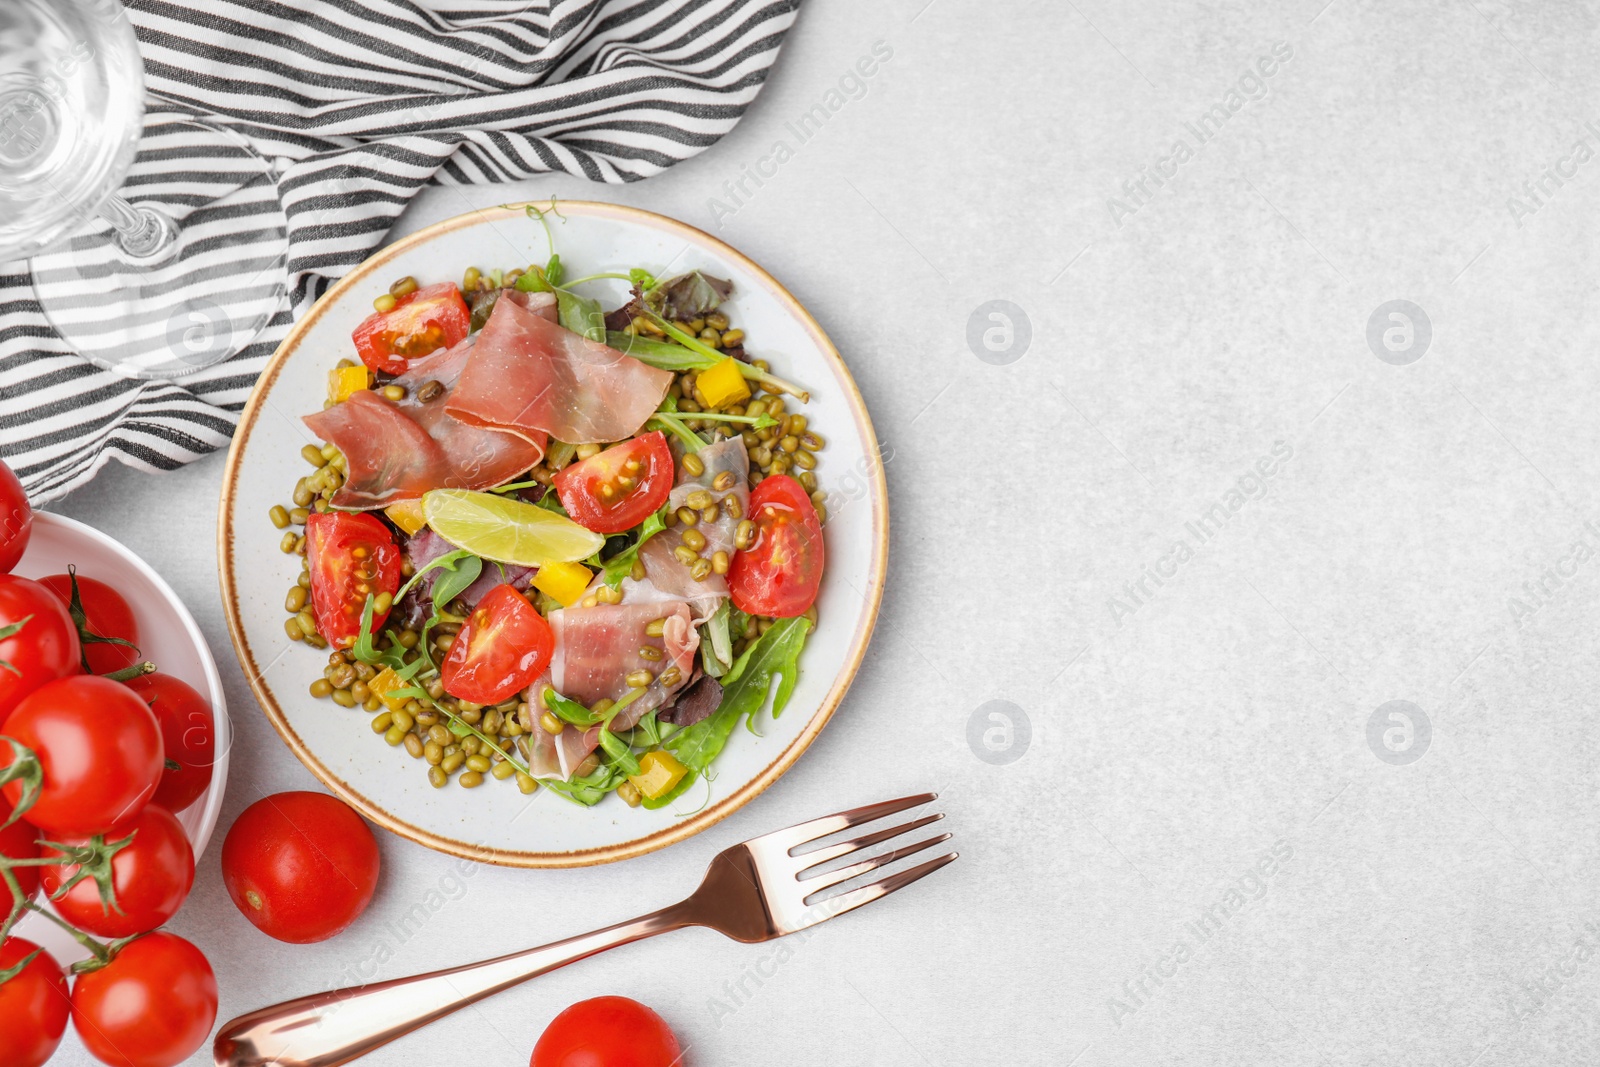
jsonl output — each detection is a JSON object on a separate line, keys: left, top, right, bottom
{"left": 422, "top": 489, "right": 603, "bottom": 566}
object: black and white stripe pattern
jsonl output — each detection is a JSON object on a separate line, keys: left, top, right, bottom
{"left": 0, "top": 0, "right": 800, "bottom": 501}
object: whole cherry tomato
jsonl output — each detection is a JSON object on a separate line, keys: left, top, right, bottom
{"left": 0, "top": 458, "right": 32, "bottom": 575}
{"left": 0, "top": 937, "right": 69, "bottom": 1067}
{"left": 727, "top": 474, "right": 825, "bottom": 618}
{"left": 0, "top": 794, "right": 40, "bottom": 913}
{"left": 532, "top": 996, "right": 683, "bottom": 1067}
{"left": 39, "top": 571, "right": 140, "bottom": 674}
{"left": 0, "top": 575, "right": 80, "bottom": 728}
{"left": 41, "top": 803, "right": 194, "bottom": 938}
{"left": 221, "top": 791, "right": 380, "bottom": 944}
{"left": 2, "top": 675, "right": 163, "bottom": 836}
{"left": 122, "top": 672, "right": 215, "bottom": 813}
{"left": 71, "top": 931, "right": 217, "bottom": 1067}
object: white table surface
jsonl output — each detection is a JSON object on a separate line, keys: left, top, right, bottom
{"left": 43, "top": 0, "right": 1600, "bottom": 1063}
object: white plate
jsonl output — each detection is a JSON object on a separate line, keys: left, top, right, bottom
{"left": 13, "top": 512, "right": 230, "bottom": 961}
{"left": 218, "top": 201, "right": 887, "bottom": 867}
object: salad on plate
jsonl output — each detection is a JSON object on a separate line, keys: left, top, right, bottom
{"left": 274, "top": 207, "right": 827, "bottom": 810}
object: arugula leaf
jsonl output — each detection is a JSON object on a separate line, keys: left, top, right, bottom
{"left": 645, "top": 411, "right": 704, "bottom": 453}
{"left": 394, "top": 548, "right": 477, "bottom": 606}
{"left": 542, "top": 761, "right": 629, "bottom": 807}
{"left": 545, "top": 688, "right": 604, "bottom": 727}
{"left": 431, "top": 554, "right": 482, "bottom": 613}
{"left": 349, "top": 596, "right": 408, "bottom": 670}
{"left": 663, "top": 616, "right": 810, "bottom": 777}
{"left": 529, "top": 486, "right": 568, "bottom": 516}
{"left": 604, "top": 333, "right": 721, "bottom": 373}
{"left": 599, "top": 506, "right": 668, "bottom": 589}
{"left": 597, "top": 723, "right": 641, "bottom": 776}
{"left": 555, "top": 287, "right": 606, "bottom": 343}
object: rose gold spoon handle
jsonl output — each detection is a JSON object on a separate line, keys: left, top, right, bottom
{"left": 212, "top": 903, "right": 692, "bottom": 1067}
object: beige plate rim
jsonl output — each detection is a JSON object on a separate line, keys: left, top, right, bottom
{"left": 216, "top": 200, "right": 889, "bottom": 868}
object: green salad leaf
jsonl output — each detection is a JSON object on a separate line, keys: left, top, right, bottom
{"left": 556, "top": 288, "right": 606, "bottom": 343}
{"left": 597, "top": 505, "right": 668, "bottom": 589}
{"left": 645, "top": 617, "right": 810, "bottom": 808}
{"left": 431, "top": 554, "right": 482, "bottom": 613}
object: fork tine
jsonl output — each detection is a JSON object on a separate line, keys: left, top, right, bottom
{"left": 757, "top": 793, "right": 937, "bottom": 852}
{"left": 801, "top": 833, "right": 952, "bottom": 900}
{"left": 794, "top": 812, "right": 944, "bottom": 869}
{"left": 800, "top": 852, "right": 958, "bottom": 923}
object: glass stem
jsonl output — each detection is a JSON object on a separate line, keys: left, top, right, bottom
{"left": 97, "top": 194, "right": 176, "bottom": 260}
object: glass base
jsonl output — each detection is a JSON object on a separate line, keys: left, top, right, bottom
{"left": 30, "top": 107, "right": 288, "bottom": 380}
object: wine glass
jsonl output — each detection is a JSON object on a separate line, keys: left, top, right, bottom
{"left": 0, "top": 0, "right": 288, "bottom": 380}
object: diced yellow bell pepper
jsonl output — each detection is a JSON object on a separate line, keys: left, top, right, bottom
{"left": 367, "top": 667, "right": 411, "bottom": 712}
{"left": 328, "top": 365, "right": 371, "bottom": 403}
{"left": 629, "top": 750, "right": 688, "bottom": 800}
{"left": 532, "top": 560, "right": 592, "bottom": 608}
{"left": 696, "top": 356, "right": 750, "bottom": 409}
{"left": 384, "top": 498, "right": 428, "bottom": 536}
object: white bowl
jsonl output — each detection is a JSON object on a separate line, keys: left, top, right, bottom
{"left": 12, "top": 512, "right": 230, "bottom": 962}
{"left": 218, "top": 201, "right": 888, "bottom": 867}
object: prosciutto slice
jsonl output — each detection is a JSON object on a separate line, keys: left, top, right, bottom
{"left": 303, "top": 335, "right": 543, "bottom": 510}
{"left": 446, "top": 289, "right": 674, "bottom": 445}
{"left": 638, "top": 436, "right": 750, "bottom": 608}
{"left": 523, "top": 598, "right": 698, "bottom": 779}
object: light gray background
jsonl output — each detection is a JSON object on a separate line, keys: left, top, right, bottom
{"left": 42, "top": 0, "right": 1600, "bottom": 1062}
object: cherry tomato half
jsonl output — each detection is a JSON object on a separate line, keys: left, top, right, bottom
{"left": 39, "top": 571, "right": 140, "bottom": 674}
{"left": 0, "top": 937, "right": 69, "bottom": 1067}
{"left": 440, "top": 584, "right": 555, "bottom": 705}
{"left": 352, "top": 281, "right": 470, "bottom": 375}
{"left": 71, "top": 931, "right": 217, "bottom": 1067}
{"left": 0, "top": 795, "right": 40, "bottom": 914}
{"left": 554, "top": 431, "right": 674, "bottom": 534}
{"left": 305, "top": 511, "right": 402, "bottom": 649}
{"left": 0, "top": 575, "right": 80, "bottom": 728}
{"left": 221, "top": 791, "right": 380, "bottom": 944}
{"left": 531, "top": 996, "right": 683, "bottom": 1067}
{"left": 727, "top": 474, "right": 825, "bottom": 618}
{"left": 122, "top": 673, "right": 215, "bottom": 814}
{"left": 2, "top": 675, "right": 163, "bottom": 836}
{"left": 0, "top": 458, "right": 32, "bottom": 575}
{"left": 41, "top": 803, "right": 194, "bottom": 939}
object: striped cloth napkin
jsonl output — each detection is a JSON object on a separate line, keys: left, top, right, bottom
{"left": 0, "top": 0, "right": 800, "bottom": 502}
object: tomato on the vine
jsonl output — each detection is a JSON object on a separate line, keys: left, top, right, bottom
{"left": 123, "top": 672, "right": 215, "bottom": 813}
{"left": 0, "top": 459, "right": 32, "bottom": 575}
{"left": 41, "top": 803, "right": 194, "bottom": 938}
{"left": 0, "top": 575, "right": 80, "bottom": 728}
{"left": 221, "top": 791, "right": 380, "bottom": 944}
{"left": 439, "top": 584, "right": 555, "bottom": 705}
{"left": 0, "top": 936, "right": 69, "bottom": 1067}
{"left": 554, "top": 431, "right": 674, "bottom": 534}
{"left": 71, "top": 931, "right": 217, "bottom": 1067}
{"left": 727, "top": 474, "right": 825, "bottom": 618}
{"left": 39, "top": 571, "right": 140, "bottom": 674}
{"left": 2, "top": 675, "right": 163, "bottom": 836}
{"left": 305, "top": 511, "right": 402, "bottom": 648}
{"left": 531, "top": 996, "right": 683, "bottom": 1067}
{"left": 0, "top": 794, "right": 40, "bottom": 913}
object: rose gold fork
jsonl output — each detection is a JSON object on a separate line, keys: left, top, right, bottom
{"left": 213, "top": 793, "right": 955, "bottom": 1067}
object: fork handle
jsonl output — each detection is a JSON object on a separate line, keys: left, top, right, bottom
{"left": 212, "top": 902, "right": 695, "bottom": 1067}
